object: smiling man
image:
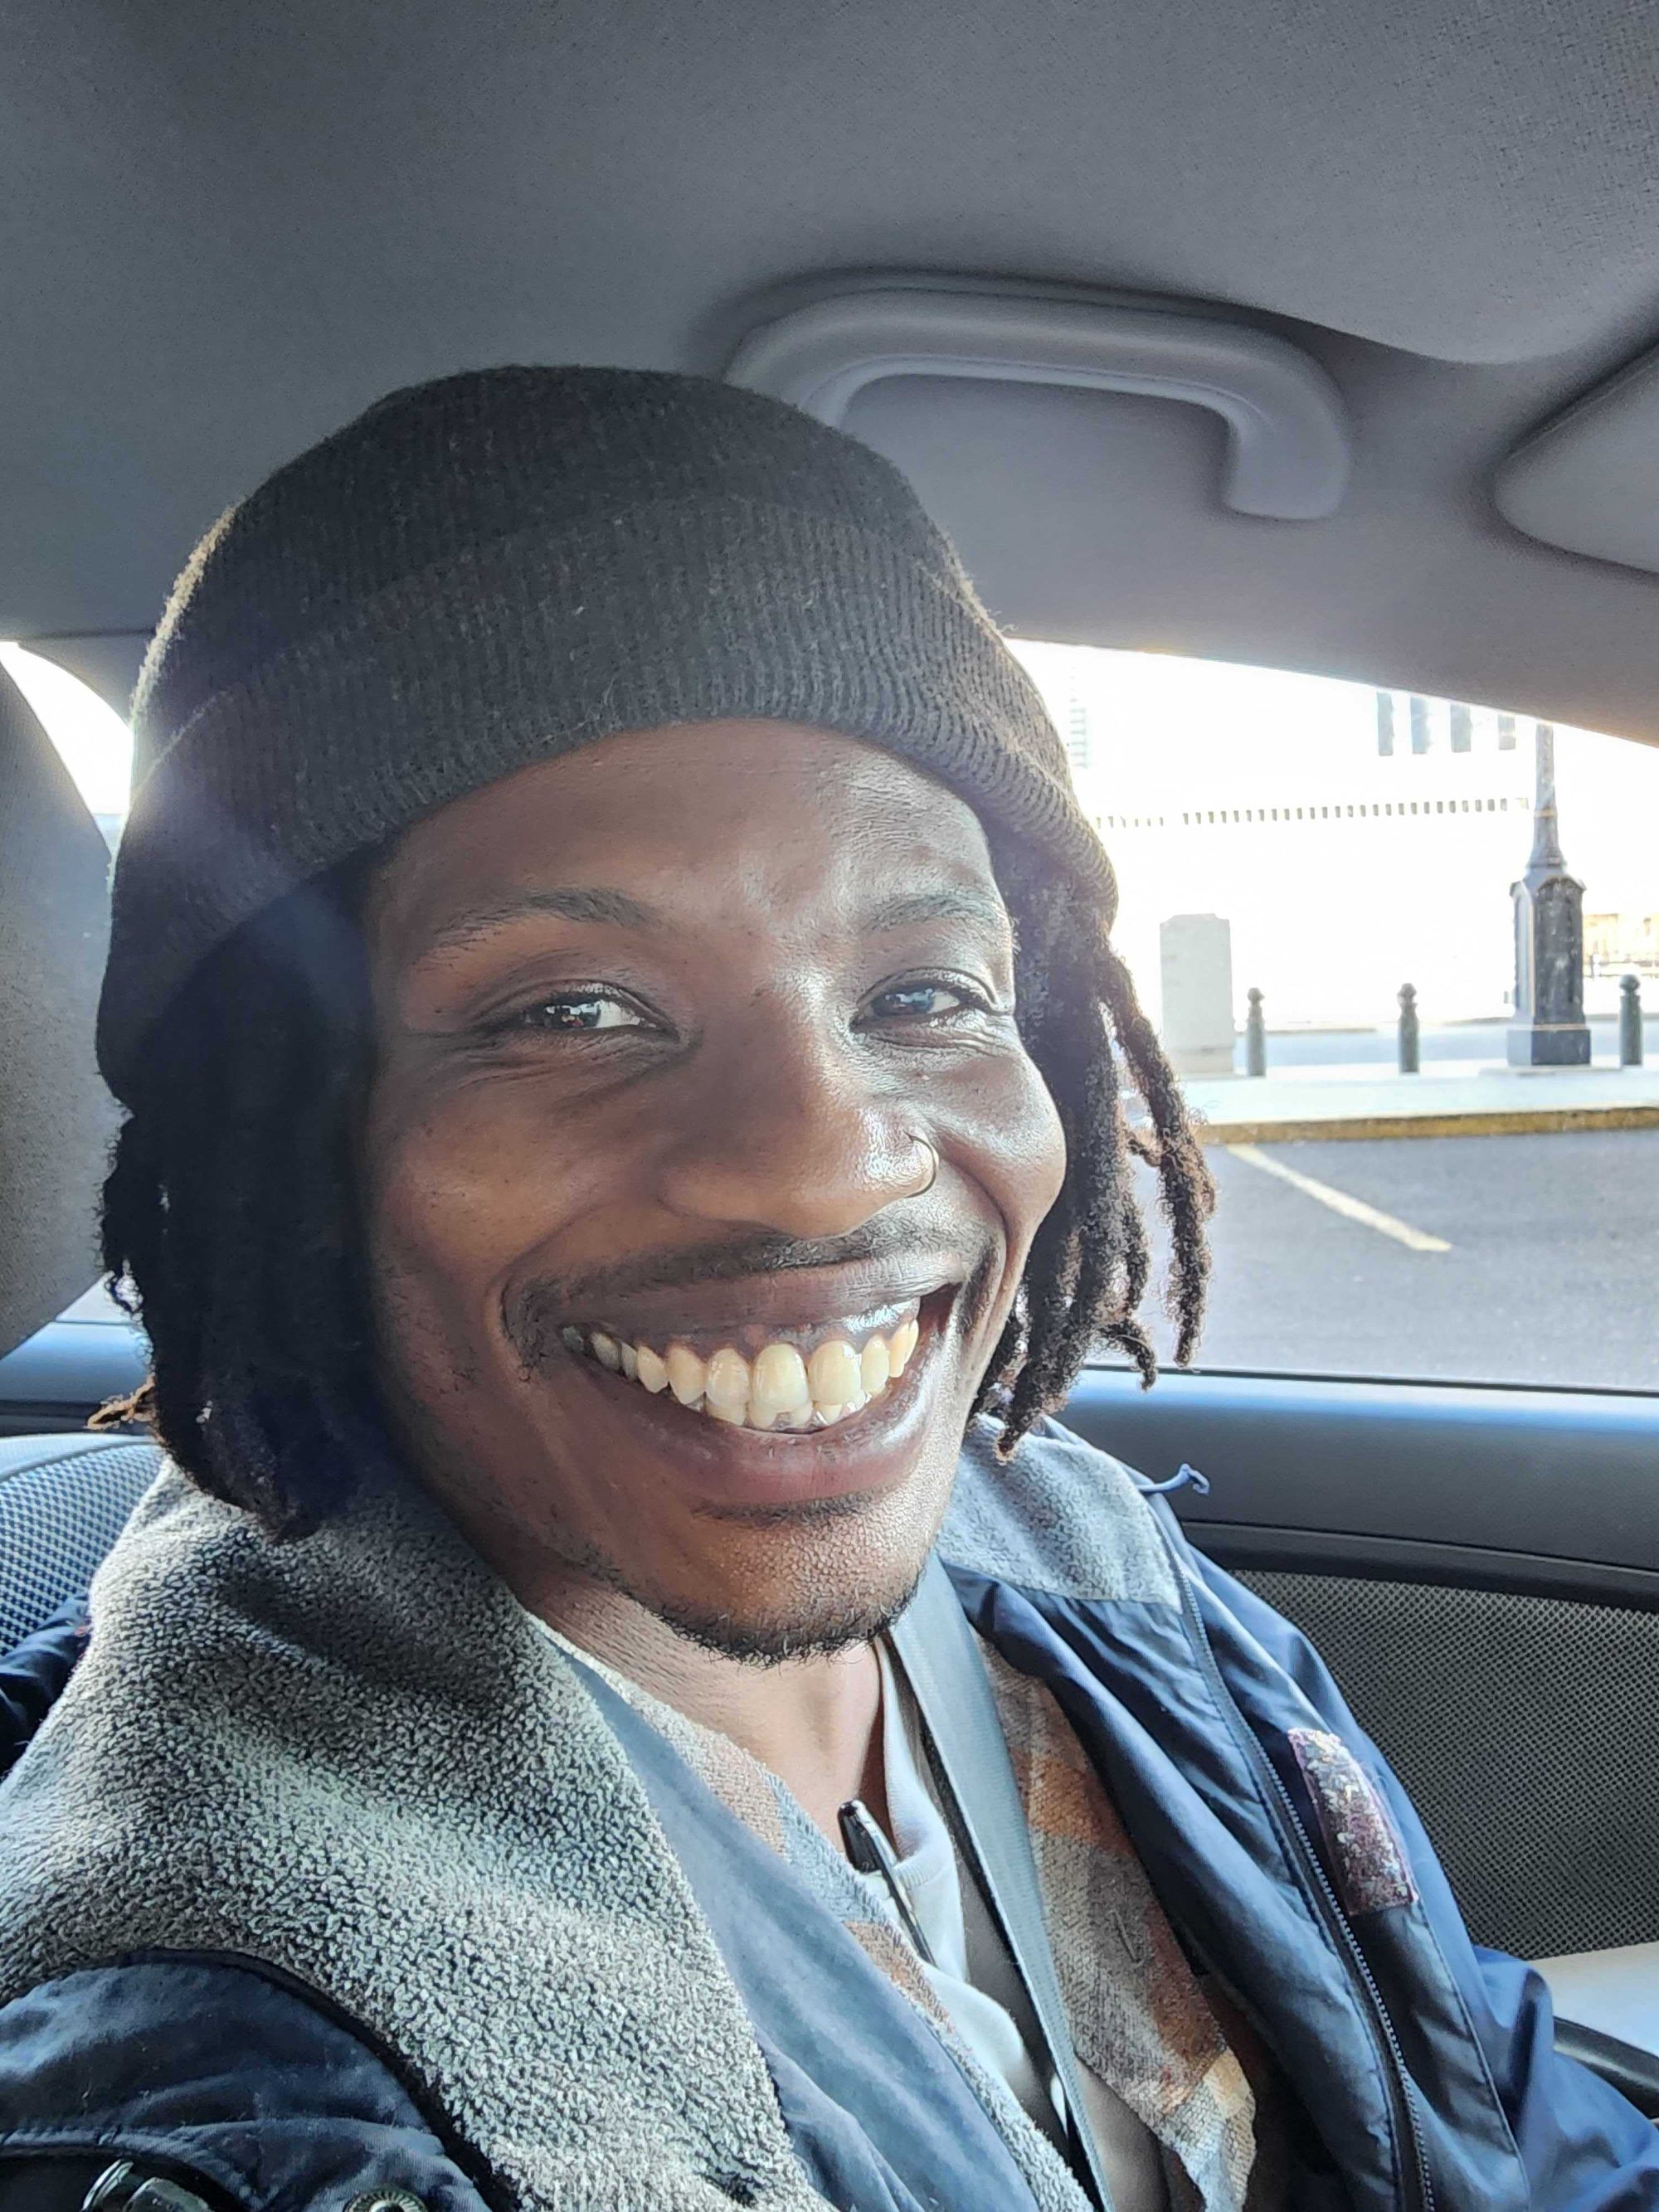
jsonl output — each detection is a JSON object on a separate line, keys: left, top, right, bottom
{"left": 363, "top": 723, "right": 1068, "bottom": 1669}
{"left": 0, "top": 370, "right": 1655, "bottom": 2212}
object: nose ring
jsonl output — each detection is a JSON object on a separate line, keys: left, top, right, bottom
{"left": 909, "top": 1135, "right": 939, "bottom": 1196}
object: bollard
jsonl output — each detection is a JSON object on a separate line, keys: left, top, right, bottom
{"left": 1621, "top": 974, "right": 1645, "bottom": 1067}
{"left": 1245, "top": 988, "right": 1267, "bottom": 1077}
{"left": 1398, "top": 983, "right": 1420, "bottom": 1074}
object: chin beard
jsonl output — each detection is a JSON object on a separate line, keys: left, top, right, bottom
{"left": 648, "top": 1563, "right": 928, "bottom": 1667}
{"left": 553, "top": 1513, "right": 930, "bottom": 1666}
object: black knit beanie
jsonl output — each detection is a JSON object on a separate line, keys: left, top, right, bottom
{"left": 97, "top": 365, "right": 1116, "bottom": 1104}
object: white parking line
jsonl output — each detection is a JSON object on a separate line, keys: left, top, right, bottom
{"left": 1224, "top": 1144, "right": 1452, "bottom": 1252}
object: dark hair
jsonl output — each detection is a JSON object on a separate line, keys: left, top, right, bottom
{"left": 97, "top": 843, "right": 1213, "bottom": 1536}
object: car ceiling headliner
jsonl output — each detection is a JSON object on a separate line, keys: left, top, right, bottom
{"left": 7, "top": 0, "right": 1659, "bottom": 741}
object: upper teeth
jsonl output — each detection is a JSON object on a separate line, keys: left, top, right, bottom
{"left": 561, "top": 1310, "right": 922, "bottom": 1432}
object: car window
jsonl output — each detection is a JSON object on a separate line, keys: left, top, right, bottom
{"left": 0, "top": 643, "right": 131, "bottom": 850}
{"left": 1011, "top": 640, "right": 1659, "bottom": 1394}
{"left": 2, "top": 643, "right": 137, "bottom": 1334}
{"left": 14, "top": 633, "right": 1659, "bottom": 1396}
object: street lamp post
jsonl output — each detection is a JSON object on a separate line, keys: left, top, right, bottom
{"left": 1244, "top": 988, "right": 1267, "bottom": 1077}
{"left": 1398, "top": 984, "right": 1420, "bottom": 1073}
{"left": 1507, "top": 722, "right": 1591, "bottom": 1067}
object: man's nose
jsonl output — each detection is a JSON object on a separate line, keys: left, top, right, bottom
{"left": 651, "top": 998, "right": 933, "bottom": 1241}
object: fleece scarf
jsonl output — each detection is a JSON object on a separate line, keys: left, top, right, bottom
{"left": 0, "top": 1424, "right": 1254, "bottom": 2210}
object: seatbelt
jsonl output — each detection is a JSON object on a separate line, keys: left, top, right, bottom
{"left": 890, "top": 1556, "right": 1117, "bottom": 2212}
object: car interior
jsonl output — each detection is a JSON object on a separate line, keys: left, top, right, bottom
{"left": 2, "top": 0, "right": 1657, "bottom": 2120}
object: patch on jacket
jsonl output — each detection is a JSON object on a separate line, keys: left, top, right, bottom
{"left": 1287, "top": 1728, "right": 1418, "bottom": 1916}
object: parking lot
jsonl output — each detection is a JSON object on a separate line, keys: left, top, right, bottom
{"left": 1133, "top": 1126, "right": 1659, "bottom": 1392}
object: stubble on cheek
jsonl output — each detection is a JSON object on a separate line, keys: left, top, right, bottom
{"left": 358, "top": 1135, "right": 511, "bottom": 1496}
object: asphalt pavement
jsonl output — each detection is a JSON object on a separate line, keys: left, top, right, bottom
{"left": 1130, "top": 1126, "right": 1659, "bottom": 1393}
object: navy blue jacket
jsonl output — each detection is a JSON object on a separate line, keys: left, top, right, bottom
{"left": 1, "top": 1494, "right": 1655, "bottom": 2211}
{"left": 0, "top": 1597, "right": 88, "bottom": 1782}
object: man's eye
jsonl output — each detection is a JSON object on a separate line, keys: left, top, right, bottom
{"left": 865, "top": 982, "right": 978, "bottom": 1021}
{"left": 513, "top": 992, "right": 646, "bottom": 1033}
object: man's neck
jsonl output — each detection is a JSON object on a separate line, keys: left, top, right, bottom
{"left": 533, "top": 1576, "right": 889, "bottom": 1848}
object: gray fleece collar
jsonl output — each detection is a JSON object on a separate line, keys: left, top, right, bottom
{"left": 0, "top": 1420, "right": 1170, "bottom": 2209}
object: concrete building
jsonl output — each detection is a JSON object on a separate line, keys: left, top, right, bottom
{"left": 1013, "top": 642, "right": 1659, "bottom": 1034}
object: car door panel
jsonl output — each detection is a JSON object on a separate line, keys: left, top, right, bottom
{"left": 1062, "top": 1367, "right": 1659, "bottom": 1974}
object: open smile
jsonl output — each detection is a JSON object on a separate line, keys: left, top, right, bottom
{"left": 546, "top": 1284, "right": 961, "bottom": 1510}
{"left": 560, "top": 1300, "right": 923, "bottom": 1432}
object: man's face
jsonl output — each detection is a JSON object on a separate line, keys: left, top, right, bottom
{"left": 362, "top": 721, "right": 1066, "bottom": 1656}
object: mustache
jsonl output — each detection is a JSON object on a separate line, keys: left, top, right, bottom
{"left": 503, "top": 1214, "right": 994, "bottom": 1365}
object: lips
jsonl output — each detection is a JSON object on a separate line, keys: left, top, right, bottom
{"left": 503, "top": 1243, "right": 979, "bottom": 1510}
{"left": 527, "top": 1279, "right": 958, "bottom": 1512}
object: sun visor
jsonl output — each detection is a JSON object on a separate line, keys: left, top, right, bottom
{"left": 0, "top": 662, "right": 118, "bottom": 1359}
{"left": 1495, "top": 342, "right": 1659, "bottom": 577}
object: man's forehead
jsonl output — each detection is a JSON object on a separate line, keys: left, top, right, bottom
{"left": 368, "top": 720, "right": 1010, "bottom": 960}
{"left": 402, "top": 882, "right": 1010, "bottom": 969}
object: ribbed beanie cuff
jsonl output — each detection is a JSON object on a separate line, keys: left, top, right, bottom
{"left": 98, "top": 367, "right": 1115, "bottom": 1101}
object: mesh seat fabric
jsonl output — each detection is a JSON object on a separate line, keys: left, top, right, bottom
{"left": 0, "top": 1436, "right": 161, "bottom": 1652}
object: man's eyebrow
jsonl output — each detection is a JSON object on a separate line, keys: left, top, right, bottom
{"left": 859, "top": 888, "right": 1009, "bottom": 934}
{"left": 418, "top": 887, "right": 663, "bottom": 955}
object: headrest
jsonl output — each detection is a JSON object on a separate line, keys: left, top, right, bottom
{"left": 0, "top": 662, "right": 118, "bottom": 1359}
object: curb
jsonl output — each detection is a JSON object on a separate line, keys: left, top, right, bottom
{"left": 1193, "top": 1103, "right": 1659, "bottom": 1145}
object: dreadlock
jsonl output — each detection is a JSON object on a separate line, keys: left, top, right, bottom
{"left": 96, "top": 848, "right": 1213, "bottom": 1539}
{"left": 95, "top": 874, "right": 382, "bottom": 1534}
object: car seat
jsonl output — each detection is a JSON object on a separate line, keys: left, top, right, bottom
{"left": 0, "top": 655, "right": 150, "bottom": 1650}
{"left": 0, "top": 1436, "right": 162, "bottom": 1652}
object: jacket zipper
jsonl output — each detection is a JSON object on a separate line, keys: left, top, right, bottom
{"left": 1152, "top": 1516, "right": 1434, "bottom": 2212}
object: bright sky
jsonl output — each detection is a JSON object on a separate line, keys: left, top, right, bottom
{"left": 1010, "top": 640, "right": 1659, "bottom": 1024}
{"left": 1009, "top": 640, "right": 1659, "bottom": 910}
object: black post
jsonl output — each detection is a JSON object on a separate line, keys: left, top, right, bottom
{"left": 1398, "top": 984, "right": 1420, "bottom": 1074}
{"left": 1245, "top": 988, "right": 1267, "bottom": 1077}
{"left": 1507, "top": 722, "right": 1591, "bottom": 1066}
{"left": 1621, "top": 975, "right": 1645, "bottom": 1067}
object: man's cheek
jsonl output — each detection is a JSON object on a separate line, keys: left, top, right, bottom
{"left": 946, "top": 1059, "right": 1068, "bottom": 1225}
{"left": 366, "top": 1207, "right": 483, "bottom": 1404}
{"left": 363, "top": 1130, "right": 512, "bottom": 1387}
{"left": 368, "top": 1086, "right": 540, "bottom": 1270}
{"left": 1019, "top": 1078, "right": 1069, "bottom": 1218}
